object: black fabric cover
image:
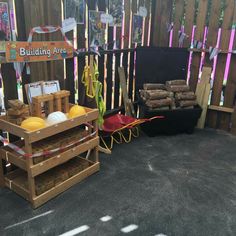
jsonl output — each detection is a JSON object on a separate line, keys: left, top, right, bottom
{"left": 135, "top": 47, "right": 189, "bottom": 92}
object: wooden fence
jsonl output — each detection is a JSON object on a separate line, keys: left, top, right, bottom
{"left": 1, "top": 0, "right": 236, "bottom": 133}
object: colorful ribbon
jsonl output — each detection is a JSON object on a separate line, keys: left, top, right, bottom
{"left": 0, "top": 131, "right": 97, "bottom": 159}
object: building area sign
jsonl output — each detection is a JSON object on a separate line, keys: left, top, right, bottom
{"left": 5, "top": 41, "right": 74, "bottom": 62}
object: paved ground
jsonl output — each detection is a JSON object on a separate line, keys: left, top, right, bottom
{"left": 1, "top": 128, "right": 236, "bottom": 236}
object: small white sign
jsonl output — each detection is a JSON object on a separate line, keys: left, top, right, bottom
{"left": 62, "top": 18, "right": 76, "bottom": 33}
{"left": 42, "top": 81, "right": 60, "bottom": 94}
{"left": 138, "top": 6, "right": 147, "bottom": 17}
{"left": 101, "top": 13, "right": 114, "bottom": 24}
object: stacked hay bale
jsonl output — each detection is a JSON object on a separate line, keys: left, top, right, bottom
{"left": 140, "top": 83, "right": 175, "bottom": 110}
{"left": 166, "top": 80, "right": 197, "bottom": 109}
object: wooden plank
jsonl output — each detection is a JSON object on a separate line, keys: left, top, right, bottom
{"left": 143, "top": 0, "right": 151, "bottom": 46}
{"left": 198, "top": 83, "right": 211, "bottom": 129}
{"left": 128, "top": 51, "right": 135, "bottom": 99}
{"left": 231, "top": 108, "right": 236, "bottom": 135}
{"left": 0, "top": 159, "right": 4, "bottom": 187}
{"left": 90, "top": 119, "right": 99, "bottom": 162}
{"left": 5, "top": 175, "right": 30, "bottom": 201}
{"left": 33, "top": 162, "right": 100, "bottom": 208}
{"left": 15, "top": 0, "right": 30, "bottom": 104}
{"left": 118, "top": 67, "right": 135, "bottom": 117}
{"left": 0, "top": 148, "right": 27, "bottom": 171}
{"left": 1, "top": 63, "right": 18, "bottom": 110}
{"left": 77, "top": 21, "right": 86, "bottom": 105}
{"left": 97, "top": 0, "right": 106, "bottom": 96}
{"left": 131, "top": 0, "right": 138, "bottom": 48}
{"left": 114, "top": 53, "right": 121, "bottom": 108}
{"left": 196, "top": 67, "right": 211, "bottom": 104}
{"left": 189, "top": 0, "right": 208, "bottom": 91}
{"left": 106, "top": 27, "right": 114, "bottom": 110}
{"left": 224, "top": 2, "right": 236, "bottom": 108}
{"left": 0, "top": 116, "right": 27, "bottom": 139}
{"left": 123, "top": 0, "right": 131, "bottom": 49}
{"left": 183, "top": 0, "right": 195, "bottom": 47}
{"left": 216, "top": 0, "right": 236, "bottom": 130}
{"left": 15, "top": 0, "right": 27, "bottom": 40}
{"left": 210, "top": 0, "right": 235, "bottom": 130}
{"left": 150, "top": 0, "right": 173, "bottom": 47}
{"left": 46, "top": 0, "right": 65, "bottom": 89}
{"left": 196, "top": 67, "right": 211, "bottom": 129}
{"left": 204, "top": 0, "right": 224, "bottom": 128}
{"left": 23, "top": 0, "right": 48, "bottom": 82}
{"left": 172, "top": 0, "right": 185, "bottom": 47}
{"left": 208, "top": 105, "right": 234, "bottom": 113}
{"left": 206, "top": 0, "right": 221, "bottom": 47}
{"left": 65, "top": 58, "right": 75, "bottom": 103}
{"left": 224, "top": 56, "right": 236, "bottom": 108}
{"left": 30, "top": 137, "right": 99, "bottom": 177}
{"left": 129, "top": 0, "right": 138, "bottom": 102}
{"left": 98, "top": 55, "right": 105, "bottom": 95}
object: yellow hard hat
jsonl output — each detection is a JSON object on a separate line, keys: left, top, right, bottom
{"left": 47, "top": 111, "right": 68, "bottom": 125}
{"left": 68, "top": 105, "right": 86, "bottom": 119}
{"left": 21, "top": 117, "right": 46, "bottom": 131}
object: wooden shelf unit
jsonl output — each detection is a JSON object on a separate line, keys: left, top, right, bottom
{"left": 0, "top": 107, "right": 99, "bottom": 208}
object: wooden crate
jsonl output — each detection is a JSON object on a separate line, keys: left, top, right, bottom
{"left": 32, "top": 94, "right": 54, "bottom": 118}
{"left": 0, "top": 106, "right": 99, "bottom": 208}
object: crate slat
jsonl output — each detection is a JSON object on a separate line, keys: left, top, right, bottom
{"left": 30, "top": 137, "right": 99, "bottom": 177}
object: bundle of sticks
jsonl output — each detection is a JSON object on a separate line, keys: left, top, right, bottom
{"left": 140, "top": 83, "right": 175, "bottom": 110}
{"left": 166, "top": 80, "right": 197, "bottom": 109}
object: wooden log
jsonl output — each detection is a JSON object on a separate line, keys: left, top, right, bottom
{"left": 166, "top": 85, "right": 190, "bottom": 93}
{"left": 189, "top": 0, "right": 208, "bottom": 91}
{"left": 166, "top": 80, "right": 186, "bottom": 86}
{"left": 145, "top": 90, "right": 170, "bottom": 100}
{"left": 178, "top": 100, "right": 197, "bottom": 108}
{"left": 146, "top": 98, "right": 172, "bottom": 108}
{"left": 143, "top": 83, "right": 166, "bottom": 90}
{"left": 175, "top": 92, "right": 196, "bottom": 101}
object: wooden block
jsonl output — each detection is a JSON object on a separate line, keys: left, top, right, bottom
{"left": 7, "top": 106, "right": 29, "bottom": 116}
{"left": 53, "top": 90, "right": 70, "bottom": 99}
{"left": 62, "top": 97, "right": 70, "bottom": 113}
{"left": 33, "top": 94, "right": 54, "bottom": 103}
{"left": 196, "top": 66, "right": 211, "bottom": 106}
{"left": 8, "top": 99, "right": 25, "bottom": 110}
{"left": 208, "top": 105, "right": 234, "bottom": 113}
